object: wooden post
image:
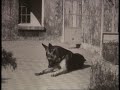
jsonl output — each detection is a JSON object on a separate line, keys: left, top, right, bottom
{"left": 61, "top": 0, "right": 65, "bottom": 42}
{"left": 42, "top": 0, "right": 44, "bottom": 27}
{"left": 81, "top": 0, "right": 84, "bottom": 43}
{"left": 112, "top": 0, "right": 115, "bottom": 32}
{"left": 100, "top": 0, "right": 104, "bottom": 56}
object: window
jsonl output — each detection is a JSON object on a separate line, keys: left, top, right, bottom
{"left": 19, "top": 1, "right": 30, "bottom": 23}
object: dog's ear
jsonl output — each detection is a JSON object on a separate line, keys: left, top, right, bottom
{"left": 42, "top": 43, "right": 47, "bottom": 50}
{"left": 48, "top": 43, "right": 53, "bottom": 49}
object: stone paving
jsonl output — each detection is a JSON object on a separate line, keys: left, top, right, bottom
{"left": 2, "top": 40, "right": 95, "bottom": 90}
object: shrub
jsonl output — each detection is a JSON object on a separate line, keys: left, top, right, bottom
{"left": 89, "top": 55, "right": 119, "bottom": 90}
{"left": 102, "top": 41, "right": 119, "bottom": 65}
{"left": 2, "top": 48, "right": 17, "bottom": 70}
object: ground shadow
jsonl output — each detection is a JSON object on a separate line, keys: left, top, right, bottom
{"left": 80, "top": 64, "right": 91, "bottom": 69}
{"left": 1, "top": 78, "right": 11, "bottom": 83}
{"left": 68, "top": 64, "right": 91, "bottom": 73}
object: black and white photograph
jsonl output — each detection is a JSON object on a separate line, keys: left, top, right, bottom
{"left": 2, "top": 0, "right": 119, "bottom": 90}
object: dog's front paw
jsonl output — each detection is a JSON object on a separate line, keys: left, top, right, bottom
{"left": 51, "top": 73, "right": 57, "bottom": 77}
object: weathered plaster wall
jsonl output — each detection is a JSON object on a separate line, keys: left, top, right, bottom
{"left": 104, "top": 0, "right": 119, "bottom": 32}
{"left": 82, "top": 0, "right": 102, "bottom": 47}
{"left": 44, "top": 0, "right": 63, "bottom": 40}
{"left": 2, "top": 0, "right": 19, "bottom": 40}
{"left": 82, "top": 0, "right": 119, "bottom": 47}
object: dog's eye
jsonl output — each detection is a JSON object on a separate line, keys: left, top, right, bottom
{"left": 52, "top": 49, "right": 56, "bottom": 54}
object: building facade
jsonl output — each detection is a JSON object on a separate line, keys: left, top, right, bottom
{"left": 2, "top": 0, "right": 119, "bottom": 47}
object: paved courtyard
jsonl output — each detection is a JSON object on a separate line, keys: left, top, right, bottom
{"left": 2, "top": 40, "right": 95, "bottom": 90}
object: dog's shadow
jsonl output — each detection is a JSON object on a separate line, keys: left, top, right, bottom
{"left": 80, "top": 64, "right": 91, "bottom": 69}
{"left": 68, "top": 64, "right": 91, "bottom": 73}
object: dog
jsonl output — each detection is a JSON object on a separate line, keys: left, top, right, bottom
{"left": 35, "top": 43, "right": 86, "bottom": 77}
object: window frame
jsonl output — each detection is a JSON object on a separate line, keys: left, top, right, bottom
{"left": 19, "top": 3, "right": 30, "bottom": 23}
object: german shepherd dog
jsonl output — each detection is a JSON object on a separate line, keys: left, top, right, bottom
{"left": 35, "top": 43, "right": 86, "bottom": 77}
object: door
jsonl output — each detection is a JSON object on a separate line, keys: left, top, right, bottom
{"left": 64, "top": 0, "right": 82, "bottom": 43}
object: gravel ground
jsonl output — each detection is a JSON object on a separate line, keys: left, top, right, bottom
{"left": 2, "top": 40, "right": 95, "bottom": 90}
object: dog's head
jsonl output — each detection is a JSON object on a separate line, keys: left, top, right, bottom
{"left": 42, "top": 43, "right": 58, "bottom": 68}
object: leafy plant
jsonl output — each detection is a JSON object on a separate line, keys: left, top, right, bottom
{"left": 102, "top": 41, "right": 119, "bottom": 65}
{"left": 89, "top": 55, "right": 119, "bottom": 90}
{"left": 2, "top": 48, "right": 17, "bottom": 70}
